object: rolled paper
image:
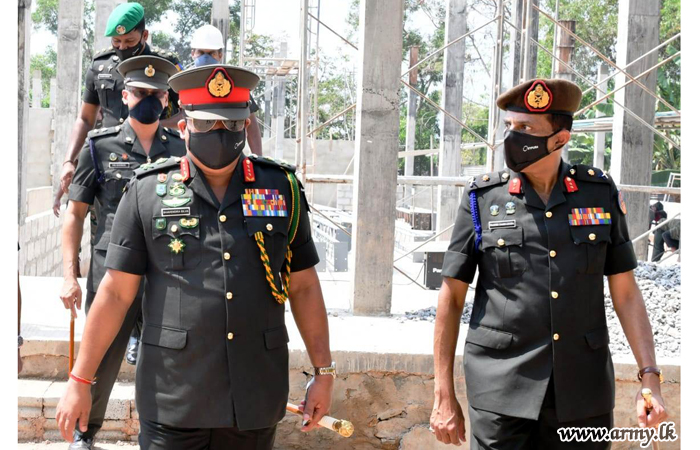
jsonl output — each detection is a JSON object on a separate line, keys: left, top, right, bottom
{"left": 286, "top": 403, "right": 354, "bottom": 437}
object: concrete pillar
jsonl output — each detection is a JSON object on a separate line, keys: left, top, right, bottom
{"left": 18, "top": 0, "right": 32, "bottom": 224}
{"left": 350, "top": 0, "right": 403, "bottom": 316}
{"left": 49, "top": 78, "right": 57, "bottom": 108}
{"left": 264, "top": 77, "right": 272, "bottom": 139}
{"left": 94, "top": 0, "right": 125, "bottom": 51}
{"left": 611, "top": 0, "right": 660, "bottom": 259}
{"left": 593, "top": 65, "right": 608, "bottom": 169}
{"left": 212, "top": 0, "right": 230, "bottom": 63}
{"left": 53, "top": 0, "right": 84, "bottom": 194}
{"left": 436, "top": 0, "right": 467, "bottom": 240}
{"left": 31, "top": 70, "right": 42, "bottom": 108}
{"left": 273, "top": 43, "right": 287, "bottom": 160}
{"left": 404, "top": 45, "right": 419, "bottom": 208}
{"left": 509, "top": 0, "right": 539, "bottom": 84}
{"left": 554, "top": 19, "right": 575, "bottom": 162}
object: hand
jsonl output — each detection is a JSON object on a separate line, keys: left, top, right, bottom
{"left": 60, "top": 278, "right": 82, "bottom": 319}
{"left": 60, "top": 162, "right": 76, "bottom": 194}
{"left": 55, "top": 379, "right": 92, "bottom": 442}
{"left": 431, "top": 392, "right": 467, "bottom": 446}
{"left": 18, "top": 350, "right": 22, "bottom": 374}
{"left": 636, "top": 378, "right": 668, "bottom": 428}
{"left": 53, "top": 189, "right": 64, "bottom": 218}
{"left": 300, "top": 375, "right": 333, "bottom": 432}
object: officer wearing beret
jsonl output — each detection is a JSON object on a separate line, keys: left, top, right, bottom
{"left": 59, "top": 55, "right": 184, "bottom": 450}
{"left": 56, "top": 65, "right": 335, "bottom": 450}
{"left": 431, "top": 79, "right": 668, "bottom": 448}
{"left": 54, "top": 2, "right": 183, "bottom": 215}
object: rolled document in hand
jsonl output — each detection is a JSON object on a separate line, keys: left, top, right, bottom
{"left": 286, "top": 403, "right": 354, "bottom": 437}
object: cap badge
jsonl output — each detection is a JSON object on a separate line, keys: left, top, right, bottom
{"left": 116, "top": 25, "right": 126, "bottom": 35}
{"left": 207, "top": 68, "right": 233, "bottom": 98}
{"left": 524, "top": 80, "right": 552, "bottom": 112}
{"left": 145, "top": 65, "right": 156, "bottom": 78}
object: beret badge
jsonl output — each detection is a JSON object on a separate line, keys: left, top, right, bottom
{"left": 116, "top": 24, "right": 126, "bottom": 35}
{"left": 524, "top": 80, "right": 553, "bottom": 112}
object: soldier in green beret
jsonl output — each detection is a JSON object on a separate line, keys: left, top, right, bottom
{"left": 59, "top": 55, "right": 185, "bottom": 450}
{"left": 431, "top": 78, "right": 668, "bottom": 448}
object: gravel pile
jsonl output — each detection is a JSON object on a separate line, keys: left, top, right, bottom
{"left": 401, "top": 262, "right": 681, "bottom": 358}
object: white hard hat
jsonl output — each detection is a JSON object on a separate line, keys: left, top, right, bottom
{"left": 191, "top": 24, "right": 225, "bottom": 50}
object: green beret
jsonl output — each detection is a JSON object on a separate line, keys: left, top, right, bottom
{"left": 104, "top": 3, "right": 145, "bottom": 37}
{"left": 496, "top": 78, "right": 582, "bottom": 116}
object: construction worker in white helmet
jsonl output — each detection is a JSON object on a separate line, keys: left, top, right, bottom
{"left": 189, "top": 24, "right": 264, "bottom": 155}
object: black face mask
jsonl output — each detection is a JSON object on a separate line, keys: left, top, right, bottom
{"left": 503, "top": 129, "right": 562, "bottom": 172}
{"left": 129, "top": 95, "right": 164, "bottom": 124}
{"left": 115, "top": 37, "right": 144, "bottom": 61}
{"left": 188, "top": 129, "right": 246, "bottom": 169}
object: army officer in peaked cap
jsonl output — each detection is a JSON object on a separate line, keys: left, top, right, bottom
{"left": 56, "top": 64, "right": 335, "bottom": 450}
{"left": 430, "top": 78, "right": 667, "bottom": 448}
{"left": 59, "top": 55, "right": 185, "bottom": 450}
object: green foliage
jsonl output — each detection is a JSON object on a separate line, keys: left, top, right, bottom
{"left": 29, "top": 47, "right": 57, "bottom": 108}
{"left": 32, "top": 0, "right": 59, "bottom": 35}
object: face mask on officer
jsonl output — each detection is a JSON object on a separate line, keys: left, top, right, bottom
{"left": 113, "top": 30, "right": 147, "bottom": 61}
{"left": 503, "top": 129, "right": 564, "bottom": 173}
{"left": 183, "top": 119, "right": 248, "bottom": 169}
{"left": 123, "top": 88, "right": 166, "bottom": 125}
{"left": 194, "top": 52, "right": 220, "bottom": 67}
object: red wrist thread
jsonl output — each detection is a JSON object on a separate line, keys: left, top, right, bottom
{"left": 70, "top": 372, "right": 96, "bottom": 386}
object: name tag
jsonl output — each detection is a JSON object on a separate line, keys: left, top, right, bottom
{"left": 161, "top": 207, "right": 191, "bottom": 217}
{"left": 97, "top": 73, "right": 113, "bottom": 80}
{"left": 108, "top": 162, "right": 131, "bottom": 169}
{"left": 488, "top": 220, "right": 517, "bottom": 230}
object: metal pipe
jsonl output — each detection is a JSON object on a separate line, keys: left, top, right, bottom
{"left": 401, "top": 16, "right": 499, "bottom": 78}
{"left": 631, "top": 213, "right": 680, "bottom": 245}
{"left": 532, "top": 4, "right": 680, "bottom": 115}
{"left": 576, "top": 51, "right": 681, "bottom": 116}
{"left": 308, "top": 12, "right": 358, "bottom": 50}
{"left": 394, "top": 224, "right": 455, "bottom": 262}
{"left": 521, "top": 0, "right": 532, "bottom": 82}
{"left": 298, "top": 103, "right": 356, "bottom": 140}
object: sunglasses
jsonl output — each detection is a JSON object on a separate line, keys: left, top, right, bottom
{"left": 126, "top": 88, "right": 167, "bottom": 99}
{"left": 186, "top": 118, "right": 247, "bottom": 133}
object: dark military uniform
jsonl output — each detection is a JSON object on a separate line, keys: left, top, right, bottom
{"left": 104, "top": 154, "right": 318, "bottom": 448}
{"left": 84, "top": 44, "right": 182, "bottom": 128}
{"left": 442, "top": 160, "right": 637, "bottom": 448}
{"left": 68, "top": 121, "right": 186, "bottom": 439}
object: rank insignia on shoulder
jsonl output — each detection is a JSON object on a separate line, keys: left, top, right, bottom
{"left": 168, "top": 238, "right": 186, "bottom": 254}
{"left": 179, "top": 217, "right": 199, "bottom": 229}
{"left": 564, "top": 176, "right": 578, "bottom": 193}
{"left": 157, "top": 173, "right": 168, "bottom": 183}
{"left": 618, "top": 191, "right": 627, "bottom": 215}
{"left": 155, "top": 218, "right": 166, "bottom": 230}
{"left": 568, "top": 207, "right": 612, "bottom": 226}
{"left": 243, "top": 158, "right": 256, "bottom": 182}
{"left": 162, "top": 197, "right": 192, "bottom": 208}
{"left": 156, "top": 184, "right": 167, "bottom": 197}
{"left": 508, "top": 178, "right": 523, "bottom": 194}
{"left": 242, "top": 189, "right": 288, "bottom": 217}
{"left": 180, "top": 158, "right": 191, "bottom": 182}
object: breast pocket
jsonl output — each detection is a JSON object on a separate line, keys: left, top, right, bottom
{"left": 245, "top": 218, "right": 290, "bottom": 273}
{"left": 152, "top": 216, "right": 202, "bottom": 271}
{"left": 480, "top": 227, "right": 526, "bottom": 278}
{"left": 97, "top": 78, "right": 117, "bottom": 109}
{"left": 102, "top": 170, "right": 130, "bottom": 202}
{"left": 570, "top": 226, "right": 611, "bottom": 274}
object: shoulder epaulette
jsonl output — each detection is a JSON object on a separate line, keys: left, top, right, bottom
{"left": 152, "top": 47, "right": 180, "bottom": 64}
{"left": 87, "top": 126, "right": 120, "bottom": 139}
{"left": 571, "top": 164, "right": 612, "bottom": 184}
{"left": 162, "top": 127, "right": 181, "bottom": 138}
{"left": 134, "top": 156, "right": 181, "bottom": 178}
{"left": 93, "top": 47, "right": 116, "bottom": 60}
{"left": 466, "top": 170, "right": 511, "bottom": 192}
{"left": 249, "top": 154, "right": 297, "bottom": 172}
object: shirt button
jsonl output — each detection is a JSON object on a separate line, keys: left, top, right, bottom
{"left": 545, "top": 211, "right": 553, "bottom": 218}
{"left": 227, "top": 332, "right": 234, "bottom": 340}
{"left": 116, "top": 173, "right": 122, "bottom": 179}
{"left": 589, "top": 233, "right": 596, "bottom": 241}
{"left": 170, "top": 225, "right": 178, "bottom": 233}
{"left": 497, "top": 238, "right": 506, "bottom": 247}
{"left": 219, "top": 214, "right": 227, "bottom": 223}
{"left": 553, "top": 333, "right": 560, "bottom": 341}
{"left": 266, "top": 223, "right": 273, "bottom": 231}
{"left": 549, "top": 250, "right": 557, "bottom": 258}
{"left": 224, "top": 252, "right": 231, "bottom": 260}
{"left": 119, "top": 118, "right": 124, "bottom": 123}
{"left": 226, "top": 292, "right": 233, "bottom": 300}
{"left": 551, "top": 291, "right": 559, "bottom": 299}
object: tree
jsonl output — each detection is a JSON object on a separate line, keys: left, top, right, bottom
{"left": 29, "top": 47, "right": 58, "bottom": 108}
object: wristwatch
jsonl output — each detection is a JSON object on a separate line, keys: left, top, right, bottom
{"left": 18, "top": 335, "right": 24, "bottom": 348}
{"left": 314, "top": 361, "right": 336, "bottom": 379}
{"left": 638, "top": 366, "right": 664, "bottom": 383}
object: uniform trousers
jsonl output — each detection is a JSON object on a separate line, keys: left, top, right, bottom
{"left": 139, "top": 419, "right": 277, "bottom": 450}
{"left": 74, "top": 282, "right": 144, "bottom": 439}
{"left": 469, "top": 376, "right": 613, "bottom": 449}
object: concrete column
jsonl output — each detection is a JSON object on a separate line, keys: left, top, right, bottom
{"left": 404, "top": 45, "right": 419, "bottom": 208}
{"left": 593, "top": 65, "right": 608, "bottom": 169}
{"left": 32, "top": 70, "right": 43, "bottom": 108}
{"left": 49, "top": 78, "right": 57, "bottom": 108}
{"left": 509, "top": 0, "right": 539, "bottom": 84}
{"left": 611, "top": 0, "right": 660, "bottom": 259}
{"left": 94, "top": 0, "right": 124, "bottom": 51}
{"left": 273, "top": 43, "right": 287, "bottom": 160}
{"left": 350, "top": 0, "right": 403, "bottom": 316}
{"left": 212, "top": 0, "right": 230, "bottom": 63}
{"left": 18, "top": 0, "right": 32, "bottom": 224}
{"left": 53, "top": 0, "right": 84, "bottom": 193}
{"left": 554, "top": 19, "right": 575, "bottom": 162}
{"left": 436, "top": 0, "right": 467, "bottom": 240}
{"left": 264, "top": 77, "right": 272, "bottom": 139}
